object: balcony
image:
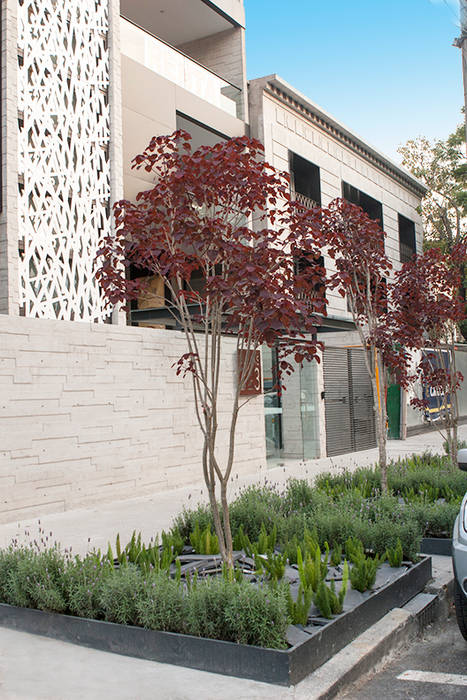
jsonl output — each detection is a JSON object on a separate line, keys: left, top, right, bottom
{"left": 291, "top": 190, "right": 319, "bottom": 210}
{"left": 120, "top": 17, "right": 241, "bottom": 118}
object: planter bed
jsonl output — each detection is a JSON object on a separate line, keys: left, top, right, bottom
{"left": 420, "top": 537, "right": 452, "bottom": 556}
{"left": 0, "top": 556, "right": 432, "bottom": 686}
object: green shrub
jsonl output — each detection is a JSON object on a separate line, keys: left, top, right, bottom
{"left": 297, "top": 544, "right": 327, "bottom": 592}
{"left": 229, "top": 485, "right": 282, "bottom": 540}
{"left": 314, "top": 561, "right": 349, "bottom": 618}
{"left": 350, "top": 552, "right": 384, "bottom": 593}
{"left": 189, "top": 523, "right": 219, "bottom": 555}
{"left": 279, "top": 513, "right": 314, "bottom": 558}
{"left": 0, "top": 546, "right": 33, "bottom": 605}
{"left": 222, "top": 581, "right": 289, "bottom": 648}
{"left": 314, "top": 468, "right": 381, "bottom": 499}
{"left": 160, "top": 530, "right": 185, "bottom": 557}
{"left": 287, "top": 584, "right": 313, "bottom": 625}
{"left": 410, "top": 501, "right": 460, "bottom": 538}
{"left": 386, "top": 539, "right": 403, "bottom": 568}
{"left": 330, "top": 542, "right": 343, "bottom": 567}
{"left": 312, "top": 506, "right": 357, "bottom": 549}
{"left": 185, "top": 578, "right": 231, "bottom": 639}
{"left": 255, "top": 550, "right": 287, "bottom": 582}
{"left": 137, "top": 572, "right": 186, "bottom": 633}
{"left": 2, "top": 546, "right": 67, "bottom": 613}
{"left": 64, "top": 552, "right": 113, "bottom": 619}
{"left": 283, "top": 479, "right": 315, "bottom": 513}
{"left": 99, "top": 565, "right": 144, "bottom": 625}
{"left": 171, "top": 504, "right": 214, "bottom": 543}
{"left": 236, "top": 521, "right": 279, "bottom": 556}
{"left": 360, "top": 519, "right": 421, "bottom": 563}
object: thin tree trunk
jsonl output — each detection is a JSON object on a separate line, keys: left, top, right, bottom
{"left": 220, "top": 480, "right": 234, "bottom": 570}
{"left": 203, "top": 437, "right": 227, "bottom": 561}
{"left": 371, "top": 371, "right": 388, "bottom": 493}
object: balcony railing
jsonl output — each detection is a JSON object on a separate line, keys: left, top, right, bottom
{"left": 400, "top": 242, "right": 416, "bottom": 263}
{"left": 120, "top": 16, "right": 241, "bottom": 119}
{"left": 291, "top": 190, "right": 319, "bottom": 210}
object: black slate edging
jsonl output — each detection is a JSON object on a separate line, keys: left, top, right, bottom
{"left": 420, "top": 537, "right": 452, "bottom": 556}
{"left": 0, "top": 557, "right": 432, "bottom": 686}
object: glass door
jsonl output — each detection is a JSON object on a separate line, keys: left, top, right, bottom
{"left": 262, "top": 346, "right": 283, "bottom": 459}
{"left": 300, "top": 358, "right": 320, "bottom": 459}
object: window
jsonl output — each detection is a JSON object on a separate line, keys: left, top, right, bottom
{"left": 293, "top": 253, "right": 326, "bottom": 304}
{"left": 342, "top": 182, "right": 383, "bottom": 228}
{"left": 289, "top": 152, "right": 321, "bottom": 207}
{"left": 398, "top": 213, "right": 416, "bottom": 263}
{"left": 176, "top": 113, "right": 228, "bottom": 151}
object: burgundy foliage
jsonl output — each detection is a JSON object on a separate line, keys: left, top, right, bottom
{"left": 95, "top": 130, "right": 328, "bottom": 565}
{"left": 392, "top": 244, "right": 467, "bottom": 413}
{"left": 322, "top": 198, "right": 410, "bottom": 379}
{"left": 96, "top": 131, "right": 326, "bottom": 378}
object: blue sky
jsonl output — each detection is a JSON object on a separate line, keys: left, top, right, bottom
{"left": 244, "top": 0, "right": 463, "bottom": 162}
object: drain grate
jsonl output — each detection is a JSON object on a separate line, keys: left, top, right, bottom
{"left": 403, "top": 592, "right": 437, "bottom": 630}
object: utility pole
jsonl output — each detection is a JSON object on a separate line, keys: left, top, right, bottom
{"left": 454, "top": 0, "right": 467, "bottom": 150}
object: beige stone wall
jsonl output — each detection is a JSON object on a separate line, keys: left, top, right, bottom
{"left": 249, "top": 85, "right": 424, "bottom": 321}
{"left": 0, "top": 315, "right": 266, "bottom": 524}
{"left": 0, "top": 0, "right": 19, "bottom": 316}
{"left": 121, "top": 53, "right": 246, "bottom": 202}
{"left": 178, "top": 26, "right": 248, "bottom": 121}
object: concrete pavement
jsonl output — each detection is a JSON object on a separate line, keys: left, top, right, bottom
{"left": 0, "top": 427, "right": 463, "bottom": 699}
{"left": 339, "top": 616, "right": 467, "bottom": 699}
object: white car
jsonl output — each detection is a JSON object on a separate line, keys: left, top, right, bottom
{"left": 453, "top": 449, "right": 467, "bottom": 639}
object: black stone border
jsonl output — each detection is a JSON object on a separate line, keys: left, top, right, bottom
{"left": 420, "top": 537, "right": 452, "bottom": 556}
{"left": 0, "top": 556, "right": 432, "bottom": 686}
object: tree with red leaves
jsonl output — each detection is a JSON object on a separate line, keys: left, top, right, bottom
{"left": 96, "top": 131, "right": 327, "bottom": 567}
{"left": 322, "top": 198, "right": 409, "bottom": 493}
{"left": 392, "top": 244, "right": 467, "bottom": 465}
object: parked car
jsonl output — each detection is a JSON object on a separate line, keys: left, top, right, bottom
{"left": 453, "top": 449, "right": 467, "bottom": 639}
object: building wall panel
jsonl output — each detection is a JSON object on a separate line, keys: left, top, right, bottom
{"left": 0, "top": 315, "right": 265, "bottom": 523}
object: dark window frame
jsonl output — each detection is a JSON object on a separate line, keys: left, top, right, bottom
{"left": 398, "top": 213, "right": 416, "bottom": 263}
{"left": 342, "top": 181, "right": 383, "bottom": 229}
{"left": 289, "top": 152, "right": 321, "bottom": 206}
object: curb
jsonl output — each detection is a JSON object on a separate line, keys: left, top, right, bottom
{"left": 292, "top": 561, "right": 454, "bottom": 700}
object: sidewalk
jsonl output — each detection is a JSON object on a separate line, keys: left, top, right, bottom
{"left": 0, "top": 427, "right": 461, "bottom": 699}
{"left": 0, "top": 426, "right": 462, "bottom": 556}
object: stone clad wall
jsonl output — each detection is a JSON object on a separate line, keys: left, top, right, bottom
{"left": 0, "top": 315, "right": 265, "bottom": 523}
{"left": 250, "top": 86, "right": 424, "bottom": 321}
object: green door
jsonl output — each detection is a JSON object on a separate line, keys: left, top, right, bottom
{"left": 387, "top": 384, "right": 401, "bottom": 439}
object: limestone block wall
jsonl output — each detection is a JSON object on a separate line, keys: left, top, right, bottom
{"left": 0, "top": 315, "right": 266, "bottom": 524}
{"left": 0, "top": 0, "right": 19, "bottom": 316}
{"left": 248, "top": 81, "right": 424, "bottom": 321}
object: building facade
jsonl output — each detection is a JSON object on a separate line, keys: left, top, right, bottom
{"left": 0, "top": 0, "right": 265, "bottom": 523}
{"left": 249, "top": 75, "right": 426, "bottom": 459}
{"left": 0, "top": 0, "right": 426, "bottom": 522}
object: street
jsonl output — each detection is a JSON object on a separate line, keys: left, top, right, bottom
{"left": 340, "top": 614, "right": 467, "bottom": 699}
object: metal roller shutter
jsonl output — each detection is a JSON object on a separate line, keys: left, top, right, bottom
{"left": 324, "top": 347, "right": 376, "bottom": 457}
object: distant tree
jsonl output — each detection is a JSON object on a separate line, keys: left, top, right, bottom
{"left": 399, "top": 124, "right": 467, "bottom": 338}
{"left": 323, "top": 199, "right": 409, "bottom": 493}
{"left": 96, "top": 131, "right": 327, "bottom": 569}
{"left": 392, "top": 245, "right": 467, "bottom": 465}
{"left": 398, "top": 124, "right": 467, "bottom": 253}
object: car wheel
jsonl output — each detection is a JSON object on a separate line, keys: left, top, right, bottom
{"left": 454, "top": 579, "right": 467, "bottom": 641}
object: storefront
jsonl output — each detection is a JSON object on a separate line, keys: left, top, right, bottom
{"left": 262, "top": 346, "right": 321, "bottom": 461}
